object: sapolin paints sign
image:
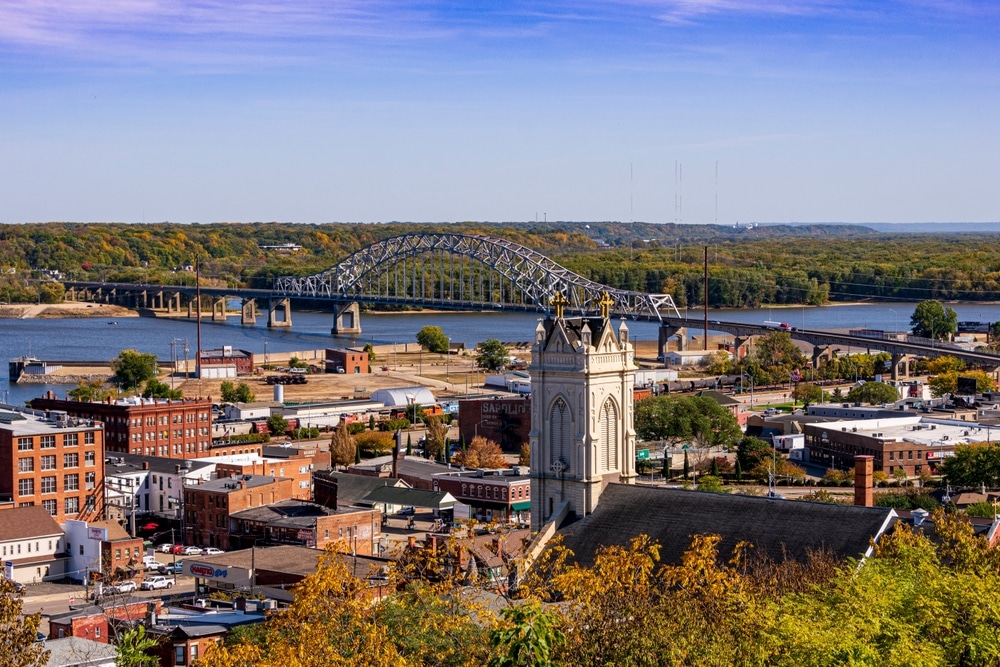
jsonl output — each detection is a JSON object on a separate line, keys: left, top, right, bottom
{"left": 190, "top": 564, "right": 228, "bottom": 578}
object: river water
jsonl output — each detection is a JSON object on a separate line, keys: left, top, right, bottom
{"left": 3, "top": 302, "right": 999, "bottom": 406}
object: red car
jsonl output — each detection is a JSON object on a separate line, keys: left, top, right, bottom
{"left": 170, "top": 544, "right": 185, "bottom": 554}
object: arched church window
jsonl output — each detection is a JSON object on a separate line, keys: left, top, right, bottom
{"left": 549, "top": 398, "right": 571, "bottom": 471}
{"left": 599, "top": 398, "right": 619, "bottom": 472}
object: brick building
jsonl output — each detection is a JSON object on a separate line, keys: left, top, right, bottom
{"left": 458, "top": 396, "right": 531, "bottom": 453}
{"left": 0, "top": 407, "right": 104, "bottom": 523}
{"left": 430, "top": 468, "right": 532, "bottom": 523}
{"left": 183, "top": 475, "right": 295, "bottom": 550}
{"left": 31, "top": 393, "right": 213, "bottom": 460}
{"left": 213, "top": 446, "right": 329, "bottom": 502}
{"left": 228, "top": 499, "right": 382, "bottom": 554}
{"left": 92, "top": 520, "right": 146, "bottom": 586}
{"left": 325, "top": 348, "right": 369, "bottom": 374}
{"left": 199, "top": 347, "right": 254, "bottom": 376}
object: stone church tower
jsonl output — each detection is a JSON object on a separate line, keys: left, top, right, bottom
{"left": 529, "top": 296, "right": 636, "bottom": 530}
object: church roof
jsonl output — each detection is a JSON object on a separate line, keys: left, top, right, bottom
{"left": 558, "top": 484, "right": 895, "bottom": 567}
{"left": 539, "top": 316, "right": 627, "bottom": 353}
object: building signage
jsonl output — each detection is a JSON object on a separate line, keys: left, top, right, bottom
{"left": 637, "top": 449, "right": 649, "bottom": 461}
{"left": 88, "top": 527, "right": 108, "bottom": 541}
{"left": 4, "top": 561, "right": 13, "bottom": 581}
{"left": 190, "top": 563, "right": 228, "bottom": 579}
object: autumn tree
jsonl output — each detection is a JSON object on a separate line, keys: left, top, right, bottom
{"left": 635, "top": 395, "right": 742, "bottom": 449}
{"left": 518, "top": 442, "right": 530, "bottom": 467}
{"left": 928, "top": 369, "right": 995, "bottom": 397}
{"left": 910, "top": 299, "right": 958, "bottom": 340}
{"left": 355, "top": 431, "right": 394, "bottom": 457}
{"left": 330, "top": 421, "right": 357, "bottom": 470}
{"left": 423, "top": 416, "right": 449, "bottom": 461}
{"left": 939, "top": 442, "right": 1000, "bottom": 488}
{"left": 0, "top": 579, "right": 49, "bottom": 667}
{"left": 791, "top": 382, "right": 823, "bottom": 406}
{"left": 453, "top": 436, "right": 508, "bottom": 469}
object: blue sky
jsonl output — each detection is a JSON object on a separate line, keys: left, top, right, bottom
{"left": 1, "top": 1, "right": 998, "bottom": 225}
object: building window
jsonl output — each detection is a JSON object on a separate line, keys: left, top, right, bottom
{"left": 65, "top": 497, "right": 80, "bottom": 515}
{"left": 41, "top": 477, "right": 57, "bottom": 494}
{"left": 64, "top": 474, "right": 79, "bottom": 491}
{"left": 18, "top": 457, "right": 34, "bottom": 473}
{"left": 190, "top": 644, "right": 198, "bottom": 662}
{"left": 41, "top": 500, "right": 57, "bottom": 516}
{"left": 17, "top": 437, "right": 33, "bottom": 451}
{"left": 64, "top": 433, "right": 78, "bottom": 447}
{"left": 40, "top": 455, "right": 56, "bottom": 470}
{"left": 85, "top": 451, "right": 96, "bottom": 466}
{"left": 86, "top": 472, "right": 96, "bottom": 490}
{"left": 40, "top": 435, "right": 55, "bottom": 449}
{"left": 889, "top": 451, "right": 894, "bottom": 460}
{"left": 174, "top": 646, "right": 184, "bottom": 665}
{"left": 64, "top": 453, "right": 79, "bottom": 468}
{"left": 85, "top": 431, "right": 95, "bottom": 445}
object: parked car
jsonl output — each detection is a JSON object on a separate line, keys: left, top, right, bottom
{"left": 157, "top": 543, "right": 174, "bottom": 553}
{"left": 170, "top": 544, "right": 186, "bottom": 554}
{"left": 142, "top": 556, "right": 161, "bottom": 571}
{"left": 398, "top": 506, "right": 415, "bottom": 516}
{"left": 140, "top": 576, "right": 175, "bottom": 590}
{"left": 203, "top": 547, "right": 225, "bottom": 556}
{"left": 109, "top": 580, "right": 137, "bottom": 594}
{"left": 160, "top": 561, "right": 184, "bottom": 575}
{"left": 13, "top": 582, "right": 25, "bottom": 594}
{"left": 181, "top": 546, "right": 203, "bottom": 556}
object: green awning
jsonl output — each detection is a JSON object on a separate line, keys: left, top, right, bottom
{"left": 511, "top": 501, "right": 531, "bottom": 511}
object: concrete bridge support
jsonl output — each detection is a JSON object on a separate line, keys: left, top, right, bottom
{"left": 167, "top": 292, "right": 182, "bottom": 314}
{"left": 241, "top": 299, "right": 258, "bottom": 326}
{"left": 268, "top": 298, "right": 292, "bottom": 328}
{"left": 212, "top": 298, "right": 227, "bottom": 321}
{"left": 331, "top": 302, "right": 362, "bottom": 335}
{"left": 658, "top": 324, "right": 687, "bottom": 362}
{"left": 891, "top": 353, "right": 910, "bottom": 381}
{"left": 812, "top": 345, "right": 833, "bottom": 370}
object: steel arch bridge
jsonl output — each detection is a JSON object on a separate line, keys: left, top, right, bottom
{"left": 273, "top": 233, "right": 681, "bottom": 320}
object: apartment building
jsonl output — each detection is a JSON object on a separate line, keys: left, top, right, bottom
{"left": 31, "top": 393, "right": 213, "bottom": 460}
{"left": 0, "top": 407, "right": 104, "bottom": 523}
{"left": 183, "top": 475, "right": 295, "bottom": 550}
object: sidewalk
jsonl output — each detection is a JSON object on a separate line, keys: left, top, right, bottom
{"left": 22, "top": 580, "right": 88, "bottom": 605}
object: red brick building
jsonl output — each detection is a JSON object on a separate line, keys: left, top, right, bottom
{"left": 431, "top": 469, "right": 532, "bottom": 523}
{"left": 458, "top": 396, "right": 531, "bottom": 453}
{"left": 325, "top": 348, "right": 369, "bottom": 374}
{"left": 199, "top": 347, "right": 254, "bottom": 376}
{"left": 0, "top": 407, "right": 104, "bottom": 522}
{"left": 49, "top": 600, "right": 159, "bottom": 643}
{"left": 31, "top": 393, "right": 213, "bottom": 459}
{"left": 92, "top": 520, "right": 146, "bottom": 585}
{"left": 228, "top": 499, "right": 382, "bottom": 554}
{"left": 183, "top": 475, "right": 295, "bottom": 550}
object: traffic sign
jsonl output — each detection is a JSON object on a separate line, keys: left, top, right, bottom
{"left": 637, "top": 449, "right": 649, "bottom": 461}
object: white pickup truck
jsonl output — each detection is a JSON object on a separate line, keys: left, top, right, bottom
{"left": 140, "top": 575, "right": 175, "bottom": 590}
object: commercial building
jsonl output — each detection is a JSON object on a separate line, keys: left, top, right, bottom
{"left": 183, "top": 474, "right": 295, "bottom": 550}
{"left": 325, "top": 348, "right": 369, "bottom": 374}
{"left": 198, "top": 346, "right": 254, "bottom": 376}
{"left": 458, "top": 396, "right": 531, "bottom": 453}
{"left": 228, "top": 499, "right": 382, "bottom": 554}
{"left": 0, "top": 407, "right": 104, "bottom": 522}
{"left": 30, "top": 393, "right": 213, "bottom": 460}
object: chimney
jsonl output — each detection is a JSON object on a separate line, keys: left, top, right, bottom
{"left": 143, "top": 462, "right": 149, "bottom": 470}
{"left": 854, "top": 455, "right": 874, "bottom": 507}
{"left": 391, "top": 445, "right": 398, "bottom": 479}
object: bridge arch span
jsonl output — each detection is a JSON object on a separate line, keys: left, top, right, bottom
{"left": 274, "top": 233, "right": 680, "bottom": 320}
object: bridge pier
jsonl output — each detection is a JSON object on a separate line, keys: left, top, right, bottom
{"left": 268, "top": 298, "right": 292, "bottom": 328}
{"left": 167, "top": 292, "right": 182, "bottom": 314}
{"left": 212, "top": 298, "right": 227, "bottom": 322}
{"left": 891, "top": 353, "right": 910, "bottom": 381}
{"left": 658, "top": 325, "right": 687, "bottom": 362}
{"left": 331, "top": 302, "right": 362, "bottom": 336}
{"left": 241, "top": 299, "right": 257, "bottom": 326}
{"left": 812, "top": 345, "right": 833, "bottom": 369}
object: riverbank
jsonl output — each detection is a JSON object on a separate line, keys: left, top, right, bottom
{"left": 0, "top": 303, "right": 137, "bottom": 319}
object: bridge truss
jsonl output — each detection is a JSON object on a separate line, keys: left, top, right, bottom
{"left": 274, "top": 233, "right": 681, "bottom": 320}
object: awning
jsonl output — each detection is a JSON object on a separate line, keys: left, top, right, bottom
{"left": 511, "top": 501, "right": 531, "bottom": 511}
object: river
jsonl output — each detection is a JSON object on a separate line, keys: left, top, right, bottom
{"left": 3, "top": 302, "right": 998, "bottom": 406}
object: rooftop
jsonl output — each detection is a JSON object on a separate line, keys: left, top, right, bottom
{"left": 191, "top": 544, "right": 386, "bottom": 579}
{"left": 104, "top": 453, "right": 214, "bottom": 476}
{"left": 0, "top": 506, "right": 64, "bottom": 542}
{"left": 0, "top": 407, "right": 101, "bottom": 435}
{"left": 192, "top": 474, "right": 278, "bottom": 493}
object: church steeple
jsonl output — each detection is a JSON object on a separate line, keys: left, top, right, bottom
{"left": 529, "top": 293, "right": 636, "bottom": 530}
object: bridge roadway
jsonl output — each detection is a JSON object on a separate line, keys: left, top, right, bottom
{"left": 62, "top": 281, "right": 1000, "bottom": 368}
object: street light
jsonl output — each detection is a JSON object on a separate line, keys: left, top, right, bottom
{"left": 888, "top": 308, "right": 897, "bottom": 336}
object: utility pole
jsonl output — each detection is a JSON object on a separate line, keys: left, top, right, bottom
{"left": 703, "top": 246, "right": 709, "bottom": 351}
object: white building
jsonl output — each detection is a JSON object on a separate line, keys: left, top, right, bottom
{"left": 661, "top": 349, "right": 730, "bottom": 367}
{"left": 0, "top": 506, "right": 67, "bottom": 585}
{"left": 370, "top": 387, "right": 436, "bottom": 408}
{"left": 530, "top": 305, "right": 636, "bottom": 529}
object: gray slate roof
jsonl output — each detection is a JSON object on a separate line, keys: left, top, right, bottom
{"left": 362, "top": 486, "right": 456, "bottom": 509}
{"left": 318, "top": 470, "right": 410, "bottom": 505}
{"left": 558, "top": 484, "right": 896, "bottom": 567}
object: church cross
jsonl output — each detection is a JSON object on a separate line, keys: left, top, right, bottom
{"left": 598, "top": 292, "right": 615, "bottom": 319}
{"left": 550, "top": 291, "right": 569, "bottom": 319}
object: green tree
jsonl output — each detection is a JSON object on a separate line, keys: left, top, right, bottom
{"left": 114, "top": 624, "right": 158, "bottom": 667}
{"left": 477, "top": 338, "right": 510, "bottom": 373}
{"left": 706, "top": 350, "right": 734, "bottom": 376}
{"left": 266, "top": 413, "right": 288, "bottom": 436}
{"left": 634, "top": 395, "right": 742, "bottom": 449}
{"left": 736, "top": 436, "right": 772, "bottom": 474}
{"left": 405, "top": 402, "right": 425, "bottom": 424}
{"left": 416, "top": 325, "right": 450, "bottom": 353}
{"left": 68, "top": 379, "right": 113, "bottom": 402}
{"left": 111, "top": 349, "right": 159, "bottom": 391}
{"left": 940, "top": 442, "right": 1000, "bottom": 488}
{"left": 142, "top": 378, "right": 182, "bottom": 400}
{"left": 363, "top": 342, "right": 376, "bottom": 362}
{"left": 928, "top": 369, "right": 995, "bottom": 397}
{"left": 488, "top": 599, "right": 566, "bottom": 667}
{"left": 965, "top": 501, "right": 998, "bottom": 519}
{"left": 910, "top": 299, "right": 958, "bottom": 340}
{"left": 697, "top": 474, "right": 728, "bottom": 493}
{"left": 846, "top": 381, "right": 900, "bottom": 405}
{"left": 791, "top": 382, "right": 823, "bottom": 406}
{"left": 220, "top": 381, "right": 255, "bottom": 403}
{"left": 0, "top": 578, "right": 49, "bottom": 666}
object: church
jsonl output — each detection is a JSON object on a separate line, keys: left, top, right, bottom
{"left": 528, "top": 292, "right": 897, "bottom": 567}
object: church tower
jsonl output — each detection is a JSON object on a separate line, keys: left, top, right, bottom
{"left": 529, "top": 293, "right": 636, "bottom": 530}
